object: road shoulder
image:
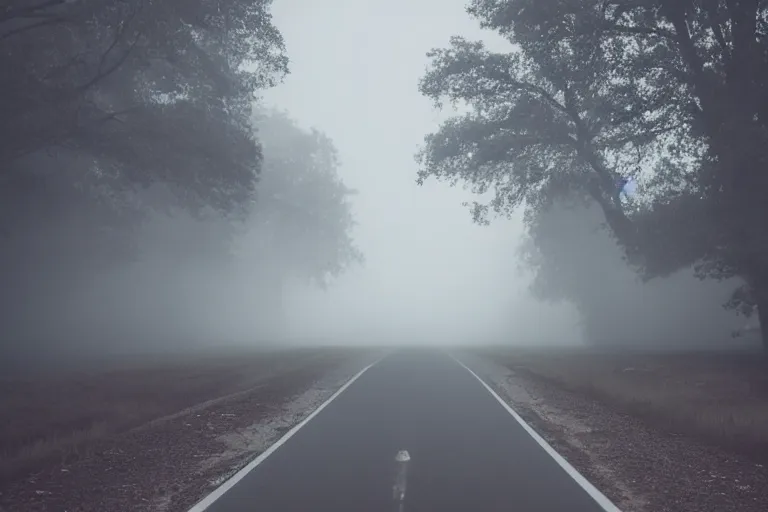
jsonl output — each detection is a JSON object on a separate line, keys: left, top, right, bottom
{"left": 461, "top": 353, "right": 768, "bottom": 512}
{"left": 0, "top": 349, "right": 378, "bottom": 512}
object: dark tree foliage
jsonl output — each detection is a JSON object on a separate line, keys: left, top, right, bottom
{"left": 1, "top": 0, "right": 287, "bottom": 214}
{"left": 0, "top": 0, "right": 288, "bottom": 353}
{"left": 418, "top": 0, "right": 768, "bottom": 348}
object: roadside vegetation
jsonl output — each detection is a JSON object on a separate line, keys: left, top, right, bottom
{"left": 0, "top": 348, "right": 362, "bottom": 482}
{"left": 477, "top": 347, "right": 768, "bottom": 461}
{"left": 418, "top": 0, "right": 768, "bottom": 350}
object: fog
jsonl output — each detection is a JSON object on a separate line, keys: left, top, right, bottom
{"left": 523, "top": 199, "right": 748, "bottom": 349}
{"left": 265, "top": 0, "right": 579, "bottom": 346}
{"left": 2, "top": 0, "right": 760, "bottom": 369}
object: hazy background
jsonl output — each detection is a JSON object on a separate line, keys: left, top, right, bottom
{"left": 2, "top": 0, "right": 758, "bottom": 370}
{"left": 268, "top": 0, "right": 580, "bottom": 345}
{"left": 265, "top": 0, "right": 745, "bottom": 348}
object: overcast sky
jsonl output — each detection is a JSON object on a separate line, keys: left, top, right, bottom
{"left": 262, "top": 0, "right": 580, "bottom": 344}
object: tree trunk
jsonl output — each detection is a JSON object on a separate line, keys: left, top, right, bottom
{"left": 755, "top": 282, "right": 768, "bottom": 351}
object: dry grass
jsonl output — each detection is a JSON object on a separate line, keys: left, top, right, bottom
{"left": 0, "top": 347, "right": 350, "bottom": 481}
{"left": 477, "top": 347, "right": 768, "bottom": 459}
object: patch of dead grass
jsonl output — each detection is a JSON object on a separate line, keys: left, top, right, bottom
{"left": 477, "top": 347, "right": 768, "bottom": 460}
{"left": 0, "top": 347, "right": 354, "bottom": 482}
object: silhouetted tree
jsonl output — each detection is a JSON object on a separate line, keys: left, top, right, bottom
{"left": 251, "top": 109, "right": 363, "bottom": 287}
{"left": 418, "top": 0, "right": 768, "bottom": 348}
{"left": 0, "top": 0, "right": 288, "bottom": 356}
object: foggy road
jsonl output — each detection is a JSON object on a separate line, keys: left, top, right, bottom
{"left": 189, "top": 350, "right": 619, "bottom": 512}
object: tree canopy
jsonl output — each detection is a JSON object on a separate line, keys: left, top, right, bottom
{"left": 418, "top": 0, "right": 768, "bottom": 347}
{"left": 1, "top": 0, "right": 287, "bottom": 217}
{"left": 1, "top": 0, "right": 362, "bottom": 359}
{"left": 251, "top": 109, "right": 364, "bottom": 287}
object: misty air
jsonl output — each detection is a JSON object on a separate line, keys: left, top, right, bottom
{"left": 1, "top": 1, "right": 767, "bottom": 511}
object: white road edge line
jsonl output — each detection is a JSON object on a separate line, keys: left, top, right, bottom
{"left": 450, "top": 354, "right": 622, "bottom": 512}
{"left": 187, "top": 359, "right": 380, "bottom": 512}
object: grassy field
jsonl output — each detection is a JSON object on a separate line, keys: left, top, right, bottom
{"left": 0, "top": 346, "right": 359, "bottom": 481}
{"left": 476, "top": 347, "right": 768, "bottom": 459}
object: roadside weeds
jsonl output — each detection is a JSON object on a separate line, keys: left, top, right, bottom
{"left": 466, "top": 350, "right": 768, "bottom": 512}
{"left": 0, "top": 348, "right": 374, "bottom": 512}
{"left": 0, "top": 348, "right": 333, "bottom": 483}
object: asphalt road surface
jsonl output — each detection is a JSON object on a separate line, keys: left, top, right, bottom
{"left": 195, "top": 350, "right": 617, "bottom": 512}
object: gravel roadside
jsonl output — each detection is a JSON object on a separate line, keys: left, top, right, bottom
{"left": 462, "top": 354, "right": 768, "bottom": 512}
{"left": 0, "top": 350, "right": 378, "bottom": 512}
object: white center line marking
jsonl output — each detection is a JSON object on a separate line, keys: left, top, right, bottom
{"left": 393, "top": 449, "right": 411, "bottom": 504}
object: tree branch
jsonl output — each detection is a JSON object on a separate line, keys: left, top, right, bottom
{"left": 0, "top": 0, "right": 70, "bottom": 23}
{"left": 702, "top": 0, "right": 731, "bottom": 58}
{"left": 726, "top": 0, "right": 759, "bottom": 57}
{"left": 662, "top": 4, "right": 720, "bottom": 125}
{"left": 599, "top": 121, "right": 685, "bottom": 148}
{"left": 77, "top": 32, "right": 140, "bottom": 92}
{"left": 604, "top": 23, "right": 676, "bottom": 40}
{"left": 0, "top": 16, "right": 68, "bottom": 41}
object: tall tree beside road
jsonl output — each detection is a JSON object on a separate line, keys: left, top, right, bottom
{"left": 418, "top": 0, "right": 768, "bottom": 348}
{"left": 0, "top": 0, "right": 288, "bottom": 356}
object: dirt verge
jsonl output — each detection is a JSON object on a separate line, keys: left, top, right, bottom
{"left": 0, "top": 347, "right": 376, "bottom": 512}
{"left": 464, "top": 349, "right": 768, "bottom": 512}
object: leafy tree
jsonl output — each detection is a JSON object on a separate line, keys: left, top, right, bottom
{"left": 418, "top": 0, "right": 768, "bottom": 348}
{"left": 1, "top": 0, "right": 287, "bottom": 215}
{"left": 0, "top": 0, "right": 288, "bottom": 357}
{"left": 251, "top": 109, "right": 363, "bottom": 287}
